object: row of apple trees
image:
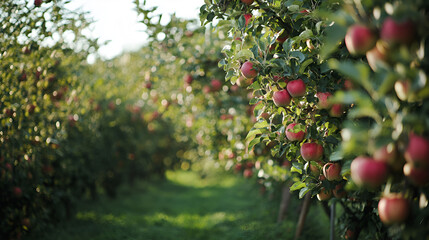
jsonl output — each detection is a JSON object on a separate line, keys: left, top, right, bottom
{"left": 200, "top": 0, "right": 429, "bottom": 239}
{"left": 133, "top": 2, "right": 269, "bottom": 180}
{"left": 0, "top": 1, "right": 183, "bottom": 239}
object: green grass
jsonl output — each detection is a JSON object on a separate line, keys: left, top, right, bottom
{"left": 25, "top": 171, "right": 331, "bottom": 240}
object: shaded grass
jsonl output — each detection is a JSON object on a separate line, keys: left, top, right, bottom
{"left": 25, "top": 171, "right": 331, "bottom": 240}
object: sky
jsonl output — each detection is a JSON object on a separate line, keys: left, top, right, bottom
{"left": 67, "top": 0, "right": 203, "bottom": 61}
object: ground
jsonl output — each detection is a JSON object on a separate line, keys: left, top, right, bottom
{"left": 25, "top": 170, "right": 330, "bottom": 240}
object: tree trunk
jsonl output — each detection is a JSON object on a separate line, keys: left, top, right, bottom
{"left": 294, "top": 193, "right": 312, "bottom": 240}
{"left": 277, "top": 181, "right": 292, "bottom": 223}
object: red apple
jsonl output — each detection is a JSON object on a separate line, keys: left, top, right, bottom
{"left": 236, "top": 75, "right": 253, "bottom": 87}
{"left": 323, "top": 162, "right": 342, "bottom": 181}
{"left": 316, "top": 92, "right": 332, "bottom": 109}
{"left": 211, "top": 79, "right": 222, "bottom": 92}
{"left": 202, "top": 85, "right": 211, "bottom": 94}
{"left": 286, "top": 79, "right": 306, "bottom": 97}
{"left": 273, "top": 89, "right": 291, "bottom": 107}
{"left": 373, "top": 144, "right": 403, "bottom": 170}
{"left": 241, "top": 61, "right": 258, "bottom": 79}
{"left": 309, "top": 161, "right": 322, "bottom": 177}
{"left": 301, "top": 142, "right": 324, "bottom": 161}
{"left": 243, "top": 168, "right": 253, "bottom": 178}
{"left": 405, "top": 134, "right": 429, "bottom": 167}
{"left": 344, "top": 229, "right": 355, "bottom": 240}
{"left": 273, "top": 75, "right": 288, "bottom": 83}
{"left": 403, "top": 163, "right": 429, "bottom": 186}
{"left": 285, "top": 123, "right": 305, "bottom": 141}
{"left": 380, "top": 17, "right": 416, "bottom": 45}
{"left": 366, "top": 43, "right": 390, "bottom": 71}
{"left": 378, "top": 194, "right": 409, "bottom": 225}
{"left": 351, "top": 156, "right": 388, "bottom": 188}
{"left": 184, "top": 74, "right": 193, "bottom": 84}
{"left": 34, "top": 0, "right": 42, "bottom": 7}
{"left": 345, "top": 24, "right": 377, "bottom": 55}
{"left": 243, "top": 14, "right": 252, "bottom": 26}
{"left": 317, "top": 187, "right": 332, "bottom": 201}
{"left": 258, "top": 112, "right": 270, "bottom": 120}
{"left": 234, "top": 163, "right": 243, "bottom": 172}
{"left": 240, "top": 0, "right": 254, "bottom": 5}
{"left": 333, "top": 182, "right": 347, "bottom": 198}
{"left": 329, "top": 104, "right": 344, "bottom": 117}
{"left": 13, "top": 187, "right": 22, "bottom": 198}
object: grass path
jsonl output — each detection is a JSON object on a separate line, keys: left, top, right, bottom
{"left": 25, "top": 171, "right": 330, "bottom": 240}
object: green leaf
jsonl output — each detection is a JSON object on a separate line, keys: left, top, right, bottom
{"left": 299, "top": 59, "right": 313, "bottom": 74}
{"left": 248, "top": 137, "right": 261, "bottom": 151}
{"left": 329, "top": 151, "right": 343, "bottom": 161}
{"left": 290, "top": 182, "right": 306, "bottom": 191}
{"left": 235, "top": 49, "right": 254, "bottom": 60}
{"left": 291, "top": 161, "right": 303, "bottom": 174}
{"left": 290, "top": 51, "right": 305, "bottom": 63}
{"left": 299, "top": 187, "right": 311, "bottom": 199}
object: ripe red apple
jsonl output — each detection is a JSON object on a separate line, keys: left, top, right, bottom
{"left": 380, "top": 17, "right": 416, "bottom": 45}
{"left": 236, "top": 75, "right": 252, "bottom": 87}
{"left": 345, "top": 24, "right": 377, "bottom": 55}
{"left": 286, "top": 79, "right": 306, "bottom": 97}
{"left": 373, "top": 144, "right": 403, "bottom": 170}
{"left": 378, "top": 194, "right": 409, "bottom": 225}
{"left": 285, "top": 123, "right": 305, "bottom": 141}
{"left": 243, "top": 14, "right": 252, "bottom": 26}
{"left": 329, "top": 104, "right": 344, "bottom": 117}
{"left": 323, "top": 162, "right": 342, "bottom": 181}
{"left": 34, "top": 0, "right": 42, "bottom": 7}
{"left": 234, "top": 163, "right": 243, "bottom": 172}
{"left": 241, "top": 61, "right": 258, "bottom": 79}
{"left": 301, "top": 142, "right": 324, "bottom": 161}
{"left": 273, "top": 75, "right": 288, "bottom": 83}
{"left": 184, "top": 74, "right": 193, "bottom": 84}
{"left": 317, "top": 187, "right": 332, "bottom": 201}
{"left": 211, "top": 79, "right": 222, "bottom": 92}
{"left": 403, "top": 162, "right": 429, "bottom": 186}
{"left": 202, "top": 85, "right": 211, "bottom": 94}
{"left": 344, "top": 229, "right": 355, "bottom": 240}
{"left": 366, "top": 43, "right": 390, "bottom": 71}
{"left": 333, "top": 182, "right": 347, "bottom": 198}
{"left": 308, "top": 161, "right": 322, "bottom": 177}
{"left": 13, "top": 187, "right": 23, "bottom": 197}
{"left": 240, "top": 0, "right": 254, "bottom": 5}
{"left": 243, "top": 168, "right": 253, "bottom": 178}
{"left": 316, "top": 92, "right": 332, "bottom": 109}
{"left": 258, "top": 112, "right": 270, "bottom": 120}
{"left": 404, "top": 134, "right": 429, "bottom": 167}
{"left": 351, "top": 156, "right": 388, "bottom": 188}
{"left": 273, "top": 89, "right": 291, "bottom": 107}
